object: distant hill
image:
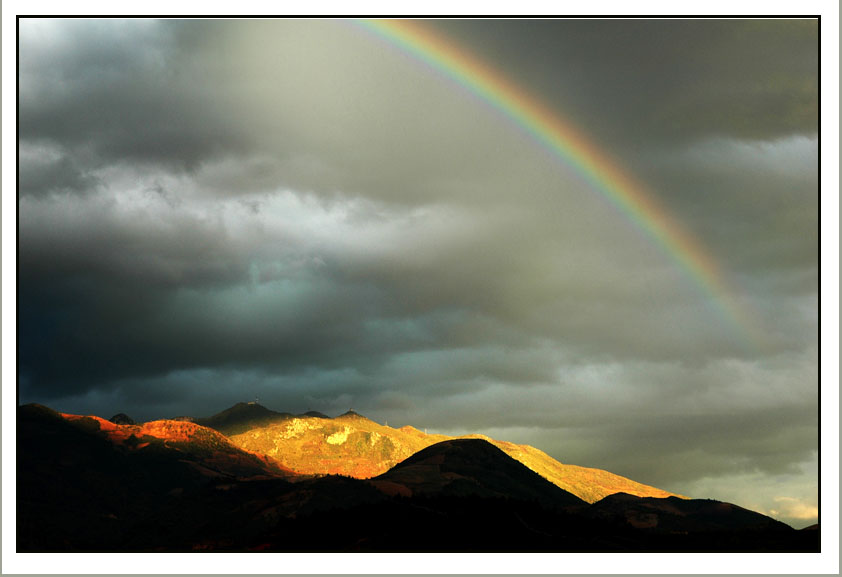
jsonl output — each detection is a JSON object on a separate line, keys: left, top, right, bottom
{"left": 192, "top": 402, "right": 293, "bottom": 436}
{"left": 108, "top": 413, "right": 135, "bottom": 425}
{"left": 192, "top": 402, "right": 349, "bottom": 436}
{"left": 228, "top": 409, "right": 682, "bottom": 502}
{"left": 587, "top": 492, "right": 793, "bottom": 533}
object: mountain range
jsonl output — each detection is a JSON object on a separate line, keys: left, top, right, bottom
{"left": 17, "top": 402, "right": 819, "bottom": 552}
{"left": 190, "top": 401, "right": 683, "bottom": 502}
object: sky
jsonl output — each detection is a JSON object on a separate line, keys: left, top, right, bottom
{"left": 17, "top": 18, "right": 819, "bottom": 529}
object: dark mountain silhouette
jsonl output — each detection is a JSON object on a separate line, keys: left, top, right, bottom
{"left": 588, "top": 492, "right": 792, "bottom": 532}
{"left": 192, "top": 402, "right": 293, "bottom": 436}
{"left": 17, "top": 403, "right": 819, "bottom": 552}
{"left": 578, "top": 492, "right": 815, "bottom": 552}
{"left": 372, "top": 439, "right": 585, "bottom": 508}
{"left": 191, "top": 402, "right": 349, "bottom": 436}
{"left": 108, "top": 413, "right": 135, "bottom": 425}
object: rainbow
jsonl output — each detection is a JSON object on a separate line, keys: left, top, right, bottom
{"left": 357, "top": 19, "right": 763, "bottom": 350}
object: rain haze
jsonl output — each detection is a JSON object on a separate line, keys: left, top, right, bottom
{"left": 17, "top": 18, "right": 819, "bottom": 529}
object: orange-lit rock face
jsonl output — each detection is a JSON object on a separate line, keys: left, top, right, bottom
{"left": 61, "top": 414, "right": 227, "bottom": 446}
{"left": 139, "top": 420, "right": 209, "bottom": 443}
{"left": 57, "top": 412, "right": 293, "bottom": 479}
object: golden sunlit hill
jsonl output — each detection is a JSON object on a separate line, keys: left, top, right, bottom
{"left": 222, "top": 404, "right": 682, "bottom": 502}
{"left": 228, "top": 407, "right": 450, "bottom": 478}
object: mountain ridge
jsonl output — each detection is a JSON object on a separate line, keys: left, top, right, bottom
{"left": 30, "top": 400, "right": 685, "bottom": 503}
{"left": 210, "top": 402, "right": 684, "bottom": 503}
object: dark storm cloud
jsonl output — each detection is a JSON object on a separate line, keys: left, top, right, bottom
{"left": 19, "top": 20, "right": 250, "bottom": 172}
{"left": 433, "top": 19, "right": 818, "bottom": 146}
{"left": 17, "top": 18, "right": 818, "bottom": 527}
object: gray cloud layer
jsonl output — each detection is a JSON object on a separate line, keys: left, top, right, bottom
{"left": 18, "top": 19, "right": 818, "bottom": 528}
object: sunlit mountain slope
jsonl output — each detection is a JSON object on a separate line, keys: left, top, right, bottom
{"left": 221, "top": 404, "right": 683, "bottom": 502}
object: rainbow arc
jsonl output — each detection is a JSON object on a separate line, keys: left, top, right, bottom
{"left": 358, "top": 19, "right": 764, "bottom": 351}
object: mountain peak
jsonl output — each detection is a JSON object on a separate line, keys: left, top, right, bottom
{"left": 233, "top": 401, "right": 266, "bottom": 410}
{"left": 194, "top": 402, "right": 291, "bottom": 436}
{"left": 337, "top": 409, "right": 365, "bottom": 419}
{"left": 376, "top": 439, "right": 585, "bottom": 507}
{"left": 109, "top": 413, "right": 136, "bottom": 425}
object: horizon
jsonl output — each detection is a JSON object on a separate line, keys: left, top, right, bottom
{"left": 17, "top": 18, "right": 819, "bottom": 532}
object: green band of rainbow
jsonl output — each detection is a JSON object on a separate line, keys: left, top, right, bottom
{"left": 358, "top": 18, "right": 763, "bottom": 351}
